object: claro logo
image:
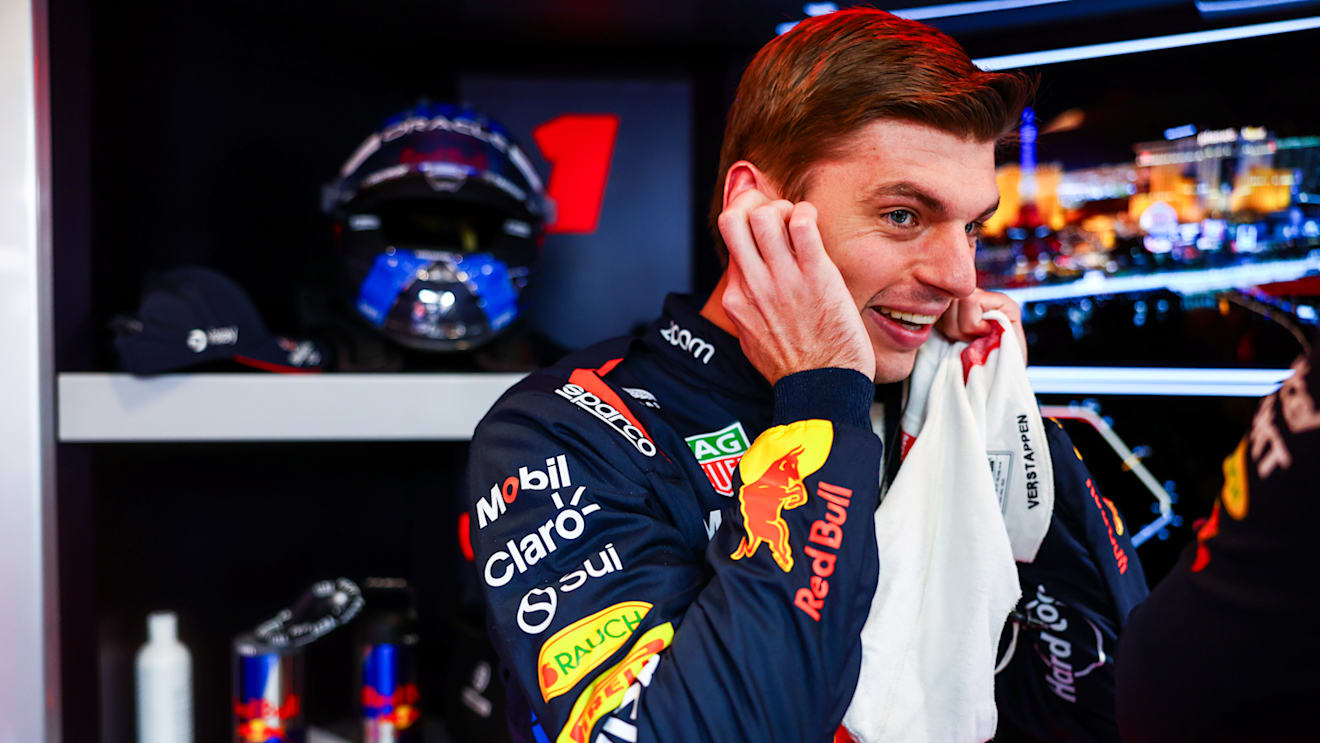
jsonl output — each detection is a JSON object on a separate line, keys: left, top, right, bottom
{"left": 659, "top": 321, "right": 714, "bottom": 364}
{"left": 484, "top": 485, "right": 600, "bottom": 588}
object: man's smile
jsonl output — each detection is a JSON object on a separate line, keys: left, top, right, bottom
{"left": 874, "top": 305, "right": 938, "bottom": 328}
{"left": 865, "top": 305, "right": 939, "bottom": 350}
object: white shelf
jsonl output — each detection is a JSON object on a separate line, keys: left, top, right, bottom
{"left": 57, "top": 372, "right": 525, "bottom": 442}
{"left": 57, "top": 365, "right": 1293, "bottom": 443}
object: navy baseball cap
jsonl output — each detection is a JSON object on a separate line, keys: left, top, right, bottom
{"left": 112, "top": 267, "right": 328, "bottom": 374}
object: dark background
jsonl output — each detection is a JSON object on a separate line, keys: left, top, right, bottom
{"left": 47, "top": 0, "right": 1320, "bottom": 740}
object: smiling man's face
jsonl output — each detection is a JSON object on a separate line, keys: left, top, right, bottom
{"left": 800, "top": 119, "right": 1001, "bottom": 383}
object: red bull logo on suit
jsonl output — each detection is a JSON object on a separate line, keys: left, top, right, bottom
{"left": 730, "top": 420, "right": 833, "bottom": 573}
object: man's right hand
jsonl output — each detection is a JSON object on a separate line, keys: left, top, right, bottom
{"left": 717, "top": 188, "right": 876, "bottom": 385}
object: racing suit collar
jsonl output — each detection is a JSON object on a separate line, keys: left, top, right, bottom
{"left": 644, "top": 293, "right": 771, "bottom": 399}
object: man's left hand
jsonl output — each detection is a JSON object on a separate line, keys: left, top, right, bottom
{"left": 937, "top": 288, "right": 1028, "bottom": 364}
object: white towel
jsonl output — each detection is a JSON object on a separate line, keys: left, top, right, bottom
{"left": 842, "top": 311, "right": 1055, "bottom": 743}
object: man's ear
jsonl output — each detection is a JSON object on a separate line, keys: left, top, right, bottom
{"left": 722, "top": 161, "right": 781, "bottom": 211}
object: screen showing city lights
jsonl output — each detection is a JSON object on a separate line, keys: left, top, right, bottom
{"left": 980, "top": 26, "right": 1320, "bottom": 341}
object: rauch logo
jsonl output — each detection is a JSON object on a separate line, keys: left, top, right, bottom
{"left": 537, "top": 600, "right": 650, "bottom": 702}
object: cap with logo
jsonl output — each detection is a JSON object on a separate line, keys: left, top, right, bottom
{"left": 111, "top": 266, "right": 328, "bottom": 374}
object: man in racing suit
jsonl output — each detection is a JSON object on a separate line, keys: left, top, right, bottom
{"left": 468, "top": 9, "right": 1148, "bottom": 743}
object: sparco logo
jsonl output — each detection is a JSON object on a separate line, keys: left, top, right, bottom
{"left": 660, "top": 321, "right": 714, "bottom": 364}
{"left": 555, "top": 383, "right": 657, "bottom": 457}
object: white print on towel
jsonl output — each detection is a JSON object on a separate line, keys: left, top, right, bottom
{"left": 1017, "top": 414, "right": 1043, "bottom": 510}
{"left": 1027, "top": 584, "right": 1108, "bottom": 704}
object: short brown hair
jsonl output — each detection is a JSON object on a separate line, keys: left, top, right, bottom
{"left": 710, "top": 8, "right": 1034, "bottom": 262}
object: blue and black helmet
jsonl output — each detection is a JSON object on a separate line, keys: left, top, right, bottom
{"left": 324, "top": 102, "right": 551, "bottom": 352}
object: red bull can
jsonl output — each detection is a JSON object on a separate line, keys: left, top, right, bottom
{"left": 232, "top": 636, "right": 305, "bottom": 743}
{"left": 357, "top": 578, "right": 422, "bottom": 743}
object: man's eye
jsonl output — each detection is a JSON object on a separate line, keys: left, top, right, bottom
{"left": 884, "top": 209, "right": 917, "bottom": 227}
{"left": 965, "top": 221, "right": 984, "bottom": 236}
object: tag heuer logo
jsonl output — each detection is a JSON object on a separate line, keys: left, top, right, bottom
{"left": 684, "top": 422, "right": 750, "bottom": 497}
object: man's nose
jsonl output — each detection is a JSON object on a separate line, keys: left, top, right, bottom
{"left": 915, "top": 224, "right": 976, "bottom": 299}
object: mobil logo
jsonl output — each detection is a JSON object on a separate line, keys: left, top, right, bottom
{"left": 730, "top": 420, "right": 833, "bottom": 573}
{"left": 477, "top": 454, "right": 572, "bottom": 529}
{"left": 685, "top": 421, "right": 750, "bottom": 498}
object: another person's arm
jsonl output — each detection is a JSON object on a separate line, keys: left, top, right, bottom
{"left": 1115, "top": 336, "right": 1320, "bottom": 742}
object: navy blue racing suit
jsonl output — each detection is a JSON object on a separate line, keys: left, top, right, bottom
{"left": 467, "top": 294, "right": 1148, "bottom": 743}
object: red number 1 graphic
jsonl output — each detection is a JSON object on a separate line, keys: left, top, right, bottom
{"left": 533, "top": 114, "right": 619, "bottom": 234}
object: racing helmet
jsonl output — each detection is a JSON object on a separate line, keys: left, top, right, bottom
{"left": 324, "top": 102, "right": 551, "bottom": 352}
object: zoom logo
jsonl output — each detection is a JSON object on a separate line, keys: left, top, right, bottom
{"left": 659, "top": 321, "right": 714, "bottom": 364}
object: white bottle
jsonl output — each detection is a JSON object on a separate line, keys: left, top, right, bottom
{"left": 135, "top": 611, "right": 193, "bottom": 743}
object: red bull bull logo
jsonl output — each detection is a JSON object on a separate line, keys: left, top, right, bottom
{"left": 233, "top": 693, "right": 300, "bottom": 742}
{"left": 730, "top": 421, "right": 833, "bottom": 573}
{"left": 362, "top": 682, "right": 421, "bottom": 729}
{"left": 235, "top": 719, "right": 286, "bottom": 743}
